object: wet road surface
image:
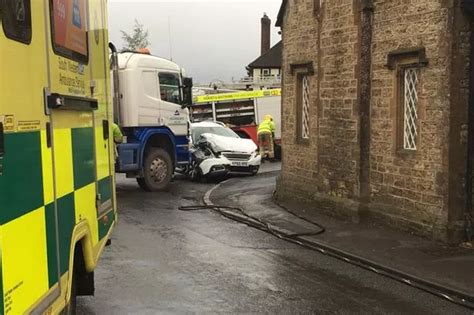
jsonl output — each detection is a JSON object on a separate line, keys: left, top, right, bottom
{"left": 77, "top": 172, "right": 470, "bottom": 314}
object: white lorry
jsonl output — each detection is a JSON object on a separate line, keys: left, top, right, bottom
{"left": 110, "top": 44, "right": 193, "bottom": 191}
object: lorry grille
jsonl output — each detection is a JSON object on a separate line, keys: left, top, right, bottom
{"left": 222, "top": 153, "right": 251, "bottom": 161}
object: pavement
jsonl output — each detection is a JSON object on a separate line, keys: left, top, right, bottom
{"left": 76, "top": 166, "right": 472, "bottom": 313}
{"left": 209, "top": 162, "right": 474, "bottom": 307}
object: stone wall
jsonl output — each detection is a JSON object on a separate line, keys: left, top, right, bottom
{"left": 280, "top": 0, "right": 360, "bottom": 204}
{"left": 277, "top": 0, "right": 471, "bottom": 241}
{"left": 368, "top": 1, "right": 453, "bottom": 236}
{"left": 280, "top": 0, "right": 321, "bottom": 196}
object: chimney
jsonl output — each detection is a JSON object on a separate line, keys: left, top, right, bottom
{"left": 261, "top": 13, "right": 271, "bottom": 56}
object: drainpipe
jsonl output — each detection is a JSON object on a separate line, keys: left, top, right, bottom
{"left": 465, "top": 17, "right": 474, "bottom": 241}
{"left": 358, "top": 0, "right": 374, "bottom": 208}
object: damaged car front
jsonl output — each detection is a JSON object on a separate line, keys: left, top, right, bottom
{"left": 189, "top": 122, "right": 261, "bottom": 180}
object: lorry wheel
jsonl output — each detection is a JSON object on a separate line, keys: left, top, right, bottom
{"left": 138, "top": 148, "right": 173, "bottom": 191}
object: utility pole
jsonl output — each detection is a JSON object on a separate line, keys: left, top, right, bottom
{"left": 168, "top": 16, "right": 173, "bottom": 61}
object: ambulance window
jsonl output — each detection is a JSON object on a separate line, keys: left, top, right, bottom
{"left": 50, "top": 0, "right": 89, "bottom": 63}
{"left": 159, "top": 73, "right": 181, "bottom": 105}
{"left": 2, "top": 0, "right": 32, "bottom": 44}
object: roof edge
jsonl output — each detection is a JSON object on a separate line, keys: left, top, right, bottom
{"left": 276, "top": 0, "right": 287, "bottom": 27}
{"left": 247, "top": 41, "right": 283, "bottom": 69}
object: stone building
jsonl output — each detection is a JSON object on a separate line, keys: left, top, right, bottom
{"left": 275, "top": 0, "right": 474, "bottom": 243}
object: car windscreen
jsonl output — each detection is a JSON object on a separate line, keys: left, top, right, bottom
{"left": 192, "top": 126, "right": 240, "bottom": 142}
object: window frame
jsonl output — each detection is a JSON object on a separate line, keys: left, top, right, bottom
{"left": 291, "top": 62, "right": 315, "bottom": 144}
{"left": 296, "top": 73, "right": 311, "bottom": 144}
{"left": 386, "top": 47, "right": 428, "bottom": 156}
{"left": 395, "top": 63, "right": 422, "bottom": 154}
{"left": 158, "top": 72, "right": 182, "bottom": 105}
{"left": 49, "top": 0, "right": 89, "bottom": 64}
{"left": 1, "top": 0, "right": 32, "bottom": 45}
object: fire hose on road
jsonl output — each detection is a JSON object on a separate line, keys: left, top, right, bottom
{"left": 179, "top": 181, "right": 474, "bottom": 310}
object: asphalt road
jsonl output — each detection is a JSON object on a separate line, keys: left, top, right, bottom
{"left": 77, "top": 170, "right": 471, "bottom": 314}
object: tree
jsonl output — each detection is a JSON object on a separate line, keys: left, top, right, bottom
{"left": 120, "top": 19, "right": 150, "bottom": 51}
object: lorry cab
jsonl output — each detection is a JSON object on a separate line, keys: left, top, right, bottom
{"left": 110, "top": 48, "right": 193, "bottom": 191}
{"left": 115, "top": 51, "right": 190, "bottom": 136}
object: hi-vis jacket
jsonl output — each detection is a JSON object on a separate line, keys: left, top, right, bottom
{"left": 258, "top": 115, "right": 276, "bottom": 135}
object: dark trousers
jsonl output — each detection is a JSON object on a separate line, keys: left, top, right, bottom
{"left": 258, "top": 132, "right": 274, "bottom": 159}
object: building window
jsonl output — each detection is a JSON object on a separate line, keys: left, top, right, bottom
{"left": 262, "top": 69, "right": 270, "bottom": 77}
{"left": 291, "top": 62, "right": 314, "bottom": 143}
{"left": 402, "top": 67, "right": 419, "bottom": 150}
{"left": 1, "top": 0, "right": 32, "bottom": 44}
{"left": 298, "top": 74, "right": 310, "bottom": 140}
{"left": 386, "top": 47, "right": 428, "bottom": 153}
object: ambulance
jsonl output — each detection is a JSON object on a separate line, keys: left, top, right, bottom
{"left": 0, "top": 0, "right": 116, "bottom": 313}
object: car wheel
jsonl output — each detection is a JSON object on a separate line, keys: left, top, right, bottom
{"left": 251, "top": 166, "right": 260, "bottom": 176}
{"left": 189, "top": 160, "right": 202, "bottom": 182}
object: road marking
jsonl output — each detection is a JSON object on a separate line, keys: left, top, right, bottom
{"left": 203, "top": 179, "right": 231, "bottom": 206}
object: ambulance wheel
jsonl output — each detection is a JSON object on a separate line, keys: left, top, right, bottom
{"left": 63, "top": 267, "right": 77, "bottom": 314}
{"left": 139, "top": 148, "right": 173, "bottom": 191}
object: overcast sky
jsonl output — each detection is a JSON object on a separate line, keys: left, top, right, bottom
{"left": 108, "top": 0, "right": 282, "bottom": 85}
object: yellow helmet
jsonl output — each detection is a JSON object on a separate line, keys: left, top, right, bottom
{"left": 264, "top": 114, "right": 273, "bottom": 121}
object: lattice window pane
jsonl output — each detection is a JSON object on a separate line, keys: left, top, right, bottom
{"left": 301, "top": 75, "right": 310, "bottom": 139}
{"left": 403, "top": 68, "right": 419, "bottom": 150}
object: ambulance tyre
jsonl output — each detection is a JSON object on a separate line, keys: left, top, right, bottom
{"left": 138, "top": 148, "right": 173, "bottom": 192}
{"left": 63, "top": 265, "right": 77, "bottom": 314}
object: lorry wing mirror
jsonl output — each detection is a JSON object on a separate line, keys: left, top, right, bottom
{"left": 182, "top": 77, "right": 193, "bottom": 108}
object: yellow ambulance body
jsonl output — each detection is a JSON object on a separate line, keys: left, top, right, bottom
{"left": 0, "top": 0, "right": 116, "bottom": 313}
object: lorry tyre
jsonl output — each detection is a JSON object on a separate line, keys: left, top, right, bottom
{"left": 138, "top": 148, "right": 173, "bottom": 191}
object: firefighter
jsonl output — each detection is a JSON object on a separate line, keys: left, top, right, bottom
{"left": 257, "top": 114, "right": 276, "bottom": 160}
{"left": 112, "top": 122, "right": 124, "bottom": 144}
{"left": 112, "top": 123, "right": 124, "bottom": 162}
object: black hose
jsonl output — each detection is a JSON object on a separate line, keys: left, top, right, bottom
{"left": 179, "top": 202, "right": 474, "bottom": 310}
{"left": 178, "top": 205, "right": 325, "bottom": 238}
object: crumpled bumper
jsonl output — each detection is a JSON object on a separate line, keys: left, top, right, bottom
{"left": 199, "top": 154, "right": 261, "bottom": 176}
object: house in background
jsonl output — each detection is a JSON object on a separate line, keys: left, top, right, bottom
{"left": 243, "top": 13, "right": 282, "bottom": 90}
{"left": 275, "top": 0, "right": 474, "bottom": 243}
